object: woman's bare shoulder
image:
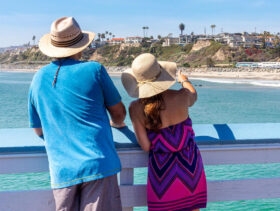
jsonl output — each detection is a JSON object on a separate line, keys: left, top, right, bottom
{"left": 164, "top": 89, "right": 188, "bottom": 101}
{"left": 129, "top": 100, "right": 143, "bottom": 118}
{"left": 129, "top": 99, "right": 141, "bottom": 109}
{"left": 164, "top": 89, "right": 190, "bottom": 109}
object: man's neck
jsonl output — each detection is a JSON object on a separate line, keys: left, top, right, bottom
{"left": 69, "top": 52, "right": 82, "bottom": 60}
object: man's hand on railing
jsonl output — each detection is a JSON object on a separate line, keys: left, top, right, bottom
{"left": 110, "top": 120, "right": 126, "bottom": 128}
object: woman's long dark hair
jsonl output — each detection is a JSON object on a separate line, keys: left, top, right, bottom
{"left": 140, "top": 93, "right": 165, "bottom": 132}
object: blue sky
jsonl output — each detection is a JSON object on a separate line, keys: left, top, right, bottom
{"left": 0, "top": 0, "right": 279, "bottom": 47}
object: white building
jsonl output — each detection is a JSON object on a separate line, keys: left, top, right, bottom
{"left": 125, "top": 37, "right": 142, "bottom": 44}
{"left": 162, "top": 37, "right": 180, "bottom": 46}
{"left": 258, "top": 62, "right": 280, "bottom": 68}
{"left": 242, "top": 35, "right": 262, "bottom": 48}
{"left": 178, "top": 35, "right": 193, "bottom": 44}
{"left": 236, "top": 62, "right": 280, "bottom": 68}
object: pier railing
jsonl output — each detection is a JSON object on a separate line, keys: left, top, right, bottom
{"left": 1, "top": 123, "right": 280, "bottom": 210}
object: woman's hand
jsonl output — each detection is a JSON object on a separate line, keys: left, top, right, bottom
{"left": 177, "top": 70, "right": 188, "bottom": 83}
{"left": 110, "top": 120, "right": 126, "bottom": 128}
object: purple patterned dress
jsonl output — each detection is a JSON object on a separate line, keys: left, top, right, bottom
{"left": 146, "top": 117, "right": 207, "bottom": 211}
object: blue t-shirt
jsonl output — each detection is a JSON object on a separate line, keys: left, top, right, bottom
{"left": 28, "top": 59, "right": 122, "bottom": 189}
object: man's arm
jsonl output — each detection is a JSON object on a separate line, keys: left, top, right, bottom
{"left": 98, "top": 65, "right": 126, "bottom": 127}
{"left": 107, "top": 102, "right": 126, "bottom": 128}
{"left": 33, "top": 128, "right": 43, "bottom": 136}
{"left": 33, "top": 128, "right": 44, "bottom": 140}
{"left": 28, "top": 86, "right": 44, "bottom": 139}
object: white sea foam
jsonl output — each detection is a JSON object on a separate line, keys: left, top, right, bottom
{"left": 190, "top": 77, "right": 280, "bottom": 88}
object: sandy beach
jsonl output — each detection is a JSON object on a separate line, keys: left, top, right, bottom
{"left": 1, "top": 65, "right": 280, "bottom": 81}
{"left": 107, "top": 71, "right": 280, "bottom": 80}
{"left": 108, "top": 67, "right": 280, "bottom": 81}
{"left": 185, "top": 71, "right": 280, "bottom": 80}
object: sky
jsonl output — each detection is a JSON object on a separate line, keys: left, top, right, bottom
{"left": 0, "top": 0, "right": 279, "bottom": 47}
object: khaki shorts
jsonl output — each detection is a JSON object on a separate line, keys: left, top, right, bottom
{"left": 53, "top": 174, "right": 122, "bottom": 211}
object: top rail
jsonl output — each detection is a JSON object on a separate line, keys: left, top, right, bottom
{"left": 0, "top": 123, "right": 280, "bottom": 174}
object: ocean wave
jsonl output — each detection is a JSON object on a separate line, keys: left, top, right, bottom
{"left": 190, "top": 77, "right": 280, "bottom": 88}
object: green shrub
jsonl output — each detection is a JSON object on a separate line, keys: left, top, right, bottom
{"left": 206, "top": 58, "right": 215, "bottom": 67}
{"left": 183, "top": 44, "right": 193, "bottom": 54}
{"left": 182, "top": 62, "right": 190, "bottom": 67}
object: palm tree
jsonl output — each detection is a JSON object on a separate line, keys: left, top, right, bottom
{"left": 96, "top": 33, "right": 101, "bottom": 42}
{"left": 157, "top": 35, "right": 162, "bottom": 40}
{"left": 142, "top": 26, "right": 149, "bottom": 37}
{"left": 262, "top": 31, "right": 270, "bottom": 49}
{"left": 146, "top": 26, "right": 149, "bottom": 37}
{"left": 101, "top": 33, "right": 105, "bottom": 41}
{"left": 179, "top": 23, "right": 185, "bottom": 35}
{"left": 210, "top": 24, "right": 216, "bottom": 35}
{"left": 109, "top": 32, "right": 112, "bottom": 40}
{"left": 142, "top": 26, "right": 148, "bottom": 37}
{"left": 32, "top": 35, "right": 36, "bottom": 45}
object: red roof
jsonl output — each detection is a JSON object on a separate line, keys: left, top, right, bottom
{"left": 111, "top": 38, "right": 124, "bottom": 41}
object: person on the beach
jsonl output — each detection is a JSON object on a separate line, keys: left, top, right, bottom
{"left": 28, "top": 17, "right": 125, "bottom": 210}
{"left": 121, "top": 53, "right": 207, "bottom": 211}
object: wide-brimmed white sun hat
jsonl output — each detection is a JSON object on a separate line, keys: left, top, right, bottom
{"left": 39, "top": 17, "right": 95, "bottom": 58}
{"left": 121, "top": 53, "right": 177, "bottom": 98}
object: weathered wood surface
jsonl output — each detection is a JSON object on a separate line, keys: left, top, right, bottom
{"left": 2, "top": 144, "right": 280, "bottom": 174}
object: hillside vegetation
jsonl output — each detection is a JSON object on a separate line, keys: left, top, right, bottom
{"left": 1, "top": 41, "right": 280, "bottom": 67}
{"left": 91, "top": 41, "right": 280, "bottom": 67}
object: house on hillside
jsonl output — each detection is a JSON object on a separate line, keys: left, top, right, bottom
{"left": 93, "top": 40, "right": 107, "bottom": 48}
{"left": 179, "top": 35, "right": 192, "bottom": 45}
{"left": 220, "top": 33, "right": 244, "bottom": 47}
{"left": 162, "top": 37, "right": 180, "bottom": 46}
{"left": 242, "top": 34, "right": 262, "bottom": 48}
{"left": 108, "top": 38, "right": 125, "bottom": 45}
{"left": 215, "top": 32, "right": 264, "bottom": 48}
{"left": 125, "top": 37, "right": 142, "bottom": 44}
{"left": 265, "top": 36, "right": 279, "bottom": 48}
{"left": 214, "top": 33, "right": 230, "bottom": 44}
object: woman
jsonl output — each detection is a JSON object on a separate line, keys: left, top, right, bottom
{"left": 122, "top": 53, "right": 207, "bottom": 211}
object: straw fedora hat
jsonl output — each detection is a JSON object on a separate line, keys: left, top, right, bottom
{"left": 39, "top": 17, "right": 95, "bottom": 58}
{"left": 121, "top": 53, "right": 177, "bottom": 98}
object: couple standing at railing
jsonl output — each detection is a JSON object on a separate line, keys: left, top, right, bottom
{"left": 29, "top": 17, "right": 207, "bottom": 211}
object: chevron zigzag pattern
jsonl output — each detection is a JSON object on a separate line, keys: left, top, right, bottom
{"left": 147, "top": 117, "right": 207, "bottom": 210}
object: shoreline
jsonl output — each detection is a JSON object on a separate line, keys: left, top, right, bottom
{"left": 108, "top": 71, "right": 280, "bottom": 80}
{"left": 1, "top": 66, "right": 280, "bottom": 81}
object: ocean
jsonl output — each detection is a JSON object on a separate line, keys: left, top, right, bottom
{"left": 0, "top": 71, "right": 280, "bottom": 210}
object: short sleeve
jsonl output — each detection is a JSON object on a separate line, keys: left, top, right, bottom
{"left": 98, "top": 65, "right": 121, "bottom": 107}
{"left": 28, "top": 89, "right": 42, "bottom": 128}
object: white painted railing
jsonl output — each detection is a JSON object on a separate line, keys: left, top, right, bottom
{"left": 1, "top": 144, "right": 280, "bottom": 211}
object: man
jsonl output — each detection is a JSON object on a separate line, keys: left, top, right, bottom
{"left": 28, "top": 17, "right": 126, "bottom": 210}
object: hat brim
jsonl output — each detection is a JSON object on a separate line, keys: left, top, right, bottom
{"left": 121, "top": 61, "right": 177, "bottom": 98}
{"left": 39, "top": 31, "right": 95, "bottom": 58}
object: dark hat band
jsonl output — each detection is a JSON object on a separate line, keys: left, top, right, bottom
{"left": 51, "top": 32, "right": 84, "bottom": 47}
